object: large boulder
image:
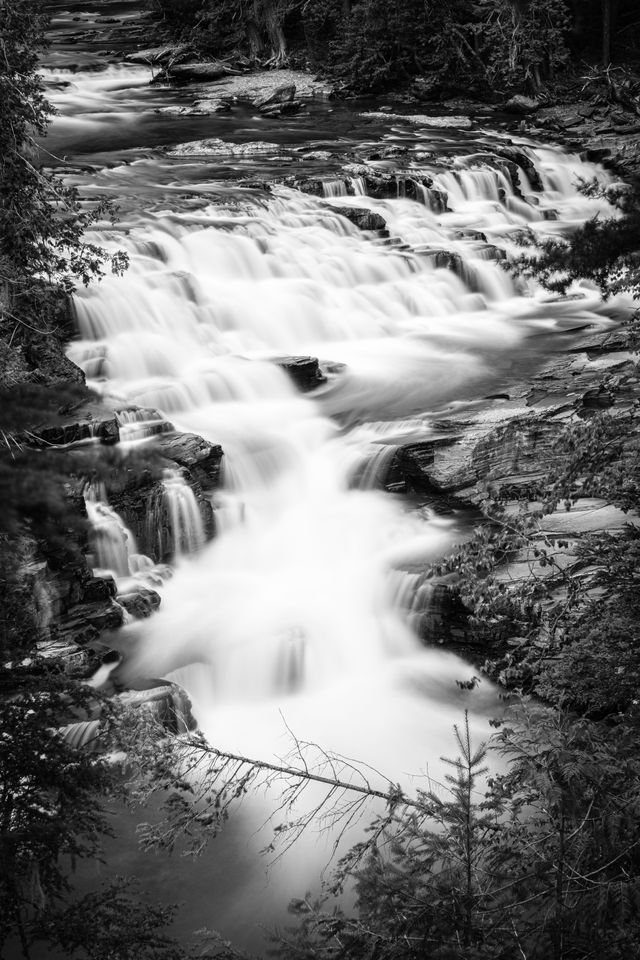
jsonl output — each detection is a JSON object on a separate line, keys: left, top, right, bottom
{"left": 254, "top": 83, "right": 296, "bottom": 110}
{"left": 274, "top": 356, "right": 326, "bottom": 392}
{"left": 329, "top": 205, "right": 387, "bottom": 232}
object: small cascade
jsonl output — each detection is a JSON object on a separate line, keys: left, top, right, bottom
{"left": 116, "top": 407, "right": 172, "bottom": 442}
{"left": 350, "top": 442, "right": 399, "bottom": 490}
{"left": 386, "top": 568, "right": 422, "bottom": 615}
{"left": 85, "top": 491, "right": 172, "bottom": 589}
{"left": 85, "top": 500, "right": 135, "bottom": 577}
{"left": 322, "top": 178, "right": 349, "bottom": 198}
{"left": 158, "top": 469, "right": 206, "bottom": 560}
{"left": 349, "top": 176, "right": 366, "bottom": 195}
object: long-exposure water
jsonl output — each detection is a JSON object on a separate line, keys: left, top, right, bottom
{"left": 41, "top": 3, "right": 629, "bottom": 947}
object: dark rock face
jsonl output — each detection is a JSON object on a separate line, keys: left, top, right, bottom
{"left": 58, "top": 599, "right": 124, "bottom": 640}
{"left": 106, "top": 431, "right": 221, "bottom": 561}
{"left": 81, "top": 576, "right": 117, "bottom": 603}
{"left": 117, "top": 587, "right": 161, "bottom": 619}
{"left": 33, "top": 412, "right": 119, "bottom": 446}
{"left": 492, "top": 146, "right": 544, "bottom": 191}
{"left": 152, "top": 431, "right": 224, "bottom": 490}
{"left": 384, "top": 417, "right": 566, "bottom": 503}
{"left": 413, "top": 580, "right": 472, "bottom": 646}
{"left": 274, "top": 356, "right": 327, "bottom": 392}
{"left": 330, "top": 206, "right": 388, "bottom": 232}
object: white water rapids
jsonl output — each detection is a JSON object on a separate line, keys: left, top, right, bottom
{"left": 42, "top": 44, "right": 629, "bottom": 947}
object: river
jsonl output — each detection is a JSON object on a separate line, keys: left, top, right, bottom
{"left": 41, "top": 2, "right": 628, "bottom": 950}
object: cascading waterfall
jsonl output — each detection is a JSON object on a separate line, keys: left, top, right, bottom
{"left": 69, "top": 136, "right": 622, "bottom": 749}
{"left": 84, "top": 481, "right": 172, "bottom": 589}
{"left": 45, "top": 50, "right": 632, "bottom": 945}
{"left": 85, "top": 499, "right": 134, "bottom": 577}
{"left": 159, "top": 468, "right": 206, "bottom": 558}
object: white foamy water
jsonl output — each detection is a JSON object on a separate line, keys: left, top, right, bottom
{"left": 50, "top": 57, "right": 629, "bottom": 944}
{"left": 69, "top": 134, "right": 620, "bottom": 768}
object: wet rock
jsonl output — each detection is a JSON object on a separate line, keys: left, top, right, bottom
{"left": 361, "top": 110, "right": 474, "bottom": 129}
{"left": 274, "top": 356, "right": 326, "bottom": 392}
{"left": 329, "top": 206, "right": 387, "bottom": 232}
{"left": 57, "top": 599, "right": 124, "bottom": 645}
{"left": 153, "top": 431, "right": 224, "bottom": 490}
{"left": 492, "top": 146, "right": 544, "bottom": 191}
{"left": 81, "top": 576, "right": 117, "bottom": 604}
{"left": 254, "top": 83, "right": 296, "bottom": 110}
{"left": 191, "top": 98, "right": 232, "bottom": 114}
{"left": 259, "top": 100, "right": 302, "bottom": 118}
{"left": 33, "top": 409, "right": 119, "bottom": 446}
{"left": 291, "top": 177, "right": 326, "bottom": 196}
{"left": 117, "top": 587, "right": 161, "bottom": 619}
{"left": 504, "top": 95, "right": 540, "bottom": 114}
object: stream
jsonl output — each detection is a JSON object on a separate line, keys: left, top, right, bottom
{"left": 42, "top": 2, "right": 630, "bottom": 950}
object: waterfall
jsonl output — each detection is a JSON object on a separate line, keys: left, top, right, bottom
{"left": 46, "top": 50, "right": 632, "bottom": 943}
{"left": 68, "top": 136, "right": 621, "bottom": 707}
{"left": 86, "top": 500, "right": 136, "bottom": 577}
{"left": 322, "top": 178, "right": 349, "bottom": 197}
{"left": 85, "top": 490, "right": 172, "bottom": 589}
{"left": 160, "top": 469, "right": 206, "bottom": 558}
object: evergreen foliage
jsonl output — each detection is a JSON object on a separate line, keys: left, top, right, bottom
{"left": 517, "top": 180, "right": 640, "bottom": 299}
{"left": 275, "top": 710, "right": 640, "bottom": 960}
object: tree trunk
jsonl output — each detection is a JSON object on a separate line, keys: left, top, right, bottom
{"left": 262, "top": 0, "right": 288, "bottom": 65}
{"left": 602, "top": 0, "right": 612, "bottom": 64}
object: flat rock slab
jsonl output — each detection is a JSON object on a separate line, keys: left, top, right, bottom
{"left": 361, "top": 111, "right": 474, "bottom": 128}
{"left": 167, "top": 138, "right": 282, "bottom": 158}
{"left": 538, "top": 499, "right": 635, "bottom": 536}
